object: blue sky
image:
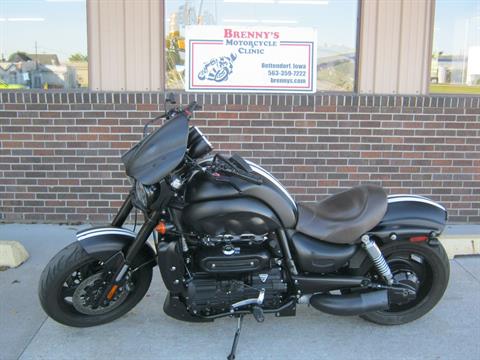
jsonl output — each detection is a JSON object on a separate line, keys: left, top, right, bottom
{"left": 0, "top": 0, "right": 478, "bottom": 62}
{"left": 0, "top": 0, "right": 87, "bottom": 61}
{"left": 433, "top": 0, "right": 480, "bottom": 55}
{"left": 166, "top": 0, "right": 359, "bottom": 52}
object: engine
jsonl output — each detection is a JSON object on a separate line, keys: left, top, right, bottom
{"left": 184, "top": 233, "right": 288, "bottom": 316}
{"left": 186, "top": 268, "right": 287, "bottom": 315}
{"left": 158, "top": 231, "right": 289, "bottom": 318}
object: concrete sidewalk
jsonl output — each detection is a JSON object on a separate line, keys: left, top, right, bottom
{"left": 0, "top": 224, "right": 479, "bottom": 360}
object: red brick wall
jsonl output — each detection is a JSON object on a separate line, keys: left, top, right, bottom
{"left": 0, "top": 92, "right": 479, "bottom": 224}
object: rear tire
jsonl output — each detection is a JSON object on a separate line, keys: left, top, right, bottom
{"left": 360, "top": 241, "right": 450, "bottom": 325}
{"left": 38, "top": 242, "right": 153, "bottom": 327}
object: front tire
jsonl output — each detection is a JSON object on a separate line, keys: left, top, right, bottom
{"left": 360, "top": 241, "right": 450, "bottom": 325}
{"left": 38, "top": 242, "right": 153, "bottom": 327}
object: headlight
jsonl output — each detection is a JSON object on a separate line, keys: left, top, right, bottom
{"left": 134, "top": 182, "right": 157, "bottom": 208}
{"left": 135, "top": 181, "right": 148, "bottom": 208}
{"left": 187, "top": 126, "right": 213, "bottom": 159}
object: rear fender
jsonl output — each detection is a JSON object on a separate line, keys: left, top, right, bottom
{"left": 349, "top": 195, "right": 447, "bottom": 275}
{"left": 76, "top": 226, "right": 156, "bottom": 262}
{"left": 369, "top": 195, "right": 447, "bottom": 243}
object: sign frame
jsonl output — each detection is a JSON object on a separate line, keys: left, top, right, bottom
{"left": 185, "top": 26, "right": 317, "bottom": 93}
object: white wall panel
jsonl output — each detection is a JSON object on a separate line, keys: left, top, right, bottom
{"left": 358, "top": 0, "right": 435, "bottom": 95}
{"left": 88, "top": 0, "right": 163, "bottom": 91}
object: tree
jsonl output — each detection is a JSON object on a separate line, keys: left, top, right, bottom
{"left": 68, "top": 53, "right": 88, "bottom": 62}
{"left": 8, "top": 51, "right": 29, "bottom": 62}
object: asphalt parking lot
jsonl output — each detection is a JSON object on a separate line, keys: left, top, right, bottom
{"left": 0, "top": 223, "right": 479, "bottom": 360}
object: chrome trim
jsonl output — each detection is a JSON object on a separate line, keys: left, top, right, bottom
{"left": 193, "top": 126, "right": 213, "bottom": 149}
{"left": 77, "top": 228, "right": 136, "bottom": 241}
{"left": 77, "top": 227, "right": 135, "bottom": 237}
{"left": 387, "top": 195, "right": 446, "bottom": 211}
{"left": 246, "top": 160, "right": 297, "bottom": 210}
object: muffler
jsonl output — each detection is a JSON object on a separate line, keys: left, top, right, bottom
{"left": 309, "top": 290, "right": 389, "bottom": 316}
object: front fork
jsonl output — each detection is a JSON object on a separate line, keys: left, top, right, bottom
{"left": 95, "top": 194, "right": 162, "bottom": 305}
{"left": 111, "top": 192, "right": 134, "bottom": 227}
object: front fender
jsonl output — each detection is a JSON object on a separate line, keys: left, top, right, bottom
{"left": 76, "top": 226, "right": 156, "bottom": 261}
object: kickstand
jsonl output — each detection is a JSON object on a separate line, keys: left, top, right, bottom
{"left": 227, "top": 315, "right": 244, "bottom": 360}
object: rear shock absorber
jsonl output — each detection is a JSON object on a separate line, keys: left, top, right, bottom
{"left": 361, "top": 235, "right": 393, "bottom": 285}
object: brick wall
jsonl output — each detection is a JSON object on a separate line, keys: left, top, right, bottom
{"left": 0, "top": 91, "right": 479, "bottom": 224}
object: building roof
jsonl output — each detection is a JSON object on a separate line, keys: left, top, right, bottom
{"left": 27, "top": 54, "right": 60, "bottom": 66}
{"left": 0, "top": 62, "right": 20, "bottom": 72}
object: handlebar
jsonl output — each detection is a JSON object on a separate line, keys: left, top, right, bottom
{"left": 143, "top": 101, "right": 200, "bottom": 138}
{"left": 211, "top": 154, "right": 263, "bottom": 186}
{"left": 183, "top": 101, "right": 200, "bottom": 116}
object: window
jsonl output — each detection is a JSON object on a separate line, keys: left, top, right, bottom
{"left": 165, "top": 0, "right": 358, "bottom": 92}
{"left": 0, "top": 0, "right": 88, "bottom": 90}
{"left": 430, "top": 0, "right": 480, "bottom": 94}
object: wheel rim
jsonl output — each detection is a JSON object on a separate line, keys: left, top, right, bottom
{"left": 60, "top": 260, "right": 103, "bottom": 305}
{"left": 58, "top": 259, "right": 133, "bottom": 316}
{"left": 72, "top": 272, "right": 130, "bottom": 315}
{"left": 368, "top": 249, "right": 434, "bottom": 314}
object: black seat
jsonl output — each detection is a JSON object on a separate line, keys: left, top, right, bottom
{"left": 296, "top": 185, "right": 387, "bottom": 244}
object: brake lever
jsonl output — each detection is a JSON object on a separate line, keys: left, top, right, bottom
{"left": 213, "top": 154, "right": 263, "bottom": 185}
{"left": 205, "top": 170, "right": 242, "bottom": 192}
{"left": 219, "top": 167, "right": 263, "bottom": 186}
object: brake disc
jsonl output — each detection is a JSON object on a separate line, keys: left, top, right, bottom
{"left": 72, "top": 273, "right": 129, "bottom": 315}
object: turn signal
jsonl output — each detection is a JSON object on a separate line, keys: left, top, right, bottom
{"left": 409, "top": 235, "right": 428, "bottom": 243}
{"left": 156, "top": 221, "right": 167, "bottom": 235}
{"left": 106, "top": 285, "right": 119, "bottom": 300}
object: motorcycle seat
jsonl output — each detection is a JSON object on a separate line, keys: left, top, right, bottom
{"left": 295, "top": 185, "right": 387, "bottom": 244}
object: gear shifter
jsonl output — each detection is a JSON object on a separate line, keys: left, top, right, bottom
{"left": 230, "top": 289, "right": 265, "bottom": 310}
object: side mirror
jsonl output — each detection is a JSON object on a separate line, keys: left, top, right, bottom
{"left": 166, "top": 92, "right": 176, "bottom": 104}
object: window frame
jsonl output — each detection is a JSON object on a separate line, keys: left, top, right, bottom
{"left": 162, "top": 0, "right": 361, "bottom": 94}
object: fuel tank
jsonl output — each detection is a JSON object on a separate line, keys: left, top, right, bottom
{"left": 182, "top": 197, "right": 282, "bottom": 235}
{"left": 182, "top": 159, "right": 298, "bottom": 235}
{"left": 370, "top": 194, "right": 447, "bottom": 241}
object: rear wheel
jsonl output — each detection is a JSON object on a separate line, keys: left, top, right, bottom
{"left": 38, "top": 242, "right": 153, "bottom": 327}
{"left": 359, "top": 241, "right": 449, "bottom": 325}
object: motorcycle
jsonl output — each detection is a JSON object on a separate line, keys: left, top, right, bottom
{"left": 39, "top": 97, "right": 450, "bottom": 359}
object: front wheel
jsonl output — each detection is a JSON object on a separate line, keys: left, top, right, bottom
{"left": 38, "top": 242, "right": 153, "bottom": 327}
{"left": 359, "top": 241, "right": 450, "bottom": 325}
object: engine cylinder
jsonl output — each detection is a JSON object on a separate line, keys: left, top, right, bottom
{"left": 186, "top": 268, "right": 287, "bottom": 315}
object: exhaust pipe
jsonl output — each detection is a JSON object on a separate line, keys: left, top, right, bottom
{"left": 310, "top": 290, "right": 389, "bottom": 316}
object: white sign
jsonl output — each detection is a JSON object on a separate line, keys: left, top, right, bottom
{"left": 185, "top": 26, "right": 317, "bottom": 93}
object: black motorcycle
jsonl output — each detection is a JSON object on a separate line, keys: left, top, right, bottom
{"left": 39, "top": 98, "right": 450, "bottom": 359}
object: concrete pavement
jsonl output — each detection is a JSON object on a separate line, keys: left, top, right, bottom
{"left": 0, "top": 224, "right": 479, "bottom": 360}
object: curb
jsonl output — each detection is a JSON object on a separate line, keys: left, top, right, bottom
{"left": 439, "top": 235, "right": 480, "bottom": 259}
{"left": 0, "top": 241, "right": 29, "bottom": 269}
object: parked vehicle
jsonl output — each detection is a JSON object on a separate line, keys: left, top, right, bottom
{"left": 0, "top": 79, "right": 26, "bottom": 89}
{"left": 39, "top": 97, "right": 450, "bottom": 359}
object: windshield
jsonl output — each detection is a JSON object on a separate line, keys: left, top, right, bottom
{"left": 121, "top": 113, "right": 189, "bottom": 185}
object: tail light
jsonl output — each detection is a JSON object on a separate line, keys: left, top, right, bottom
{"left": 409, "top": 235, "right": 429, "bottom": 243}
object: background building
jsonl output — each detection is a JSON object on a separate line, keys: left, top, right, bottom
{"left": 0, "top": 0, "right": 479, "bottom": 224}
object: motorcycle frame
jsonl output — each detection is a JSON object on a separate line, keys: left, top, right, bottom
{"left": 106, "top": 190, "right": 373, "bottom": 301}
{"left": 102, "top": 152, "right": 445, "bottom": 314}
{"left": 110, "top": 191, "right": 301, "bottom": 272}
